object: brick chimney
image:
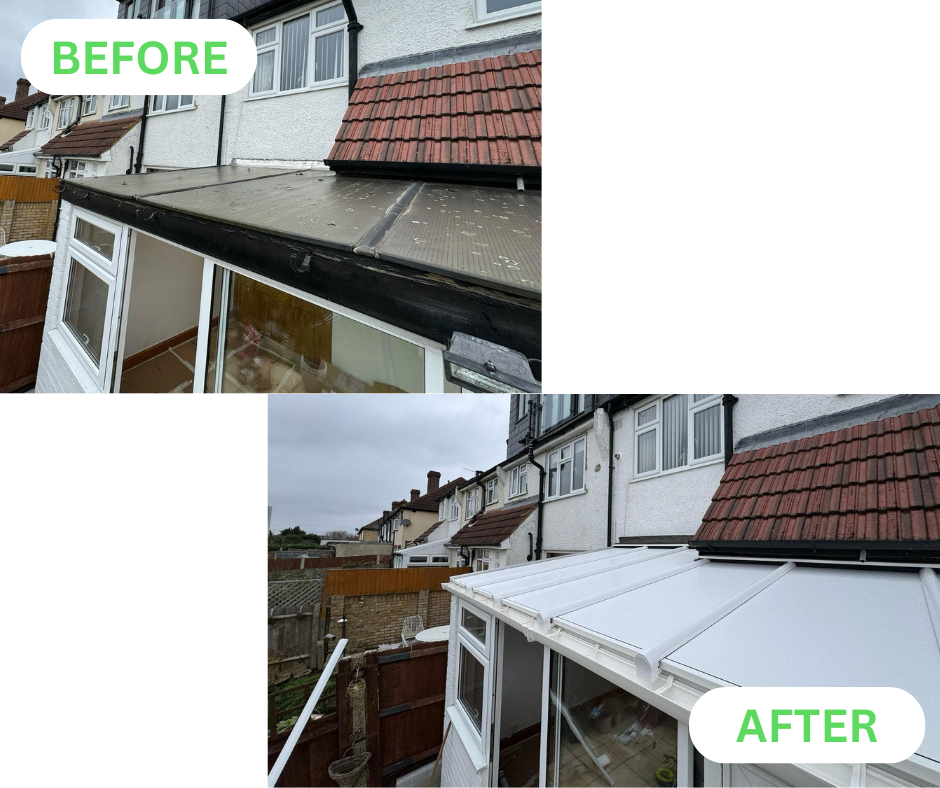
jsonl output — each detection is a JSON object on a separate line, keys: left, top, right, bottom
{"left": 0, "top": 97, "right": 6, "bottom": 110}
{"left": 15, "top": 79, "right": 30, "bottom": 103}
{"left": 427, "top": 470, "right": 441, "bottom": 493}
{"left": 411, "top": 489, "right": 420, "bottom": 501}
{"left": 383, "top": 510, "right": 390, "bottom": 518}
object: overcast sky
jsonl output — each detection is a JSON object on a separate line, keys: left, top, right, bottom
{"left": 2, "top": 1, "right": 115, "bottom": 104}
{"left": 268, "top": 396, "right": 510, "bottom": 536}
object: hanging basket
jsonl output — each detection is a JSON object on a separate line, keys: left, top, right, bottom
{"left": 328, "top": 752, "right": 371, "bottom": 787}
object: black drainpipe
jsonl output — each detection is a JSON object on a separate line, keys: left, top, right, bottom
{"left": 134, "top": 95, "right": 151, "bottom": 173}
{"left": 50, "top": 156, "right": 65, "bottom": 242}
{"left": 216, "top": 94, "right": 226, "bottom": 165}
{"left": 474, "top": 471, "right": 487, "bottom": 518}
{"left": 605, "top": 401, "right": 615, "bottom": 548}
{"left": 340, "top": 0, "right": 363, "bottom": 98}
{"left": 722, "top": 395, "right": 739, "bottom": 466}
{"left": 524, "top": 397, "right": 546, "bottom": 561}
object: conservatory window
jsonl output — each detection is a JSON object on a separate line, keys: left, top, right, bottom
{"left": 509, "top": 464, "right": 527, "bottom": 498}
{"left": 458, "top": 644, "right": 486, "bottom": 733}
{"left": 485, "top": 478, "right": 498, "bottom": 505}
{"left": 460, "top": 607, "right": 487, "bottom": 646}
{"left": 546, "top": 437, "right": 586, "bottom": 499}
{"left": 634, "top": 395, "right": 723, "bottom": 478}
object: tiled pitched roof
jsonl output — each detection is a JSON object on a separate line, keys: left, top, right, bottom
{"left": 694, "top": 405, "right": 940, "bottom": 545}
{"left": 0, "top": 130, "right": 29, "bottom": 152}
{"left": 414, "top": 520, "right": 443, "bottom": 544}
{"left": 358, "top": 516, "right": 382, "bottom": 533}
{"left": 328, "top": 50, "right": 541, "bottom": 168}
{"left": 449, "top": 503, "right": 537, "bottom": 546}
{"left": 40, "top": 113, "right": 141, "bottom": 158}
{"left": 400, "top": 477, "right": 467, "bottom": 512}
{"left": 0, "top": 91, "right": 49, "bottom": 121}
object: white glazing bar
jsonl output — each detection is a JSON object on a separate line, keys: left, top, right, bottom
{"left": 634, "top": 562, "right": 796, "bottom": 684}
{"left": 213, "top": 268, "right": 230, "bottom": 393}
{"left": 267, "top": 638, "right": 347, "bottom": 787}
{"left": 677, "top": 721, "right": 693, "bottom": 787}
{"left": 538, "top": 645, "right": 549, "bottom": 788}
{"left": 537, "top": 557, "right": 705, "bottom": 632}
{"left": 192, "top": 260, "right": 215, "bottom": 394}
{"left": 921, "top": 568, "right": 940, "bottom": 650}
{"left": 425, "top": 347, "right": 445, "bottom": 393}
{"left": 491, "top": 622, "right": 505, "bottom": 787}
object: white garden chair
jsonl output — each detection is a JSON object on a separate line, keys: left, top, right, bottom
{"left": 401, "top": 615, "right": 424, "bottom": 647}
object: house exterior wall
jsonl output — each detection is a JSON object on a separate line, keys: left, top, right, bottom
{"left": 359, "top": 529, "right": 378, "bottom": 543}
{"left": 143, "top": 96, "right": 224, "bottom": 170}
{"left": 0, "top": 118, "right": 24, "bottom": 144}
{"left": 505, "top": 510, "right": 537, "bottom": 566}
{"left": 396, "top": 509, "right": 439, "bottom": 548}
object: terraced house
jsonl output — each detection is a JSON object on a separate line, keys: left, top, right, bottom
{"left": 33, "top": 0, "right": 542, "bottom": 394}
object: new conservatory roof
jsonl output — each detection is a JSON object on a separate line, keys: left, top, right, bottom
{"left": 445, "top": 546, "right": 940, "bottom": 769}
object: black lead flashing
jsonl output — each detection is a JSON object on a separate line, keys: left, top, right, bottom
{"left": 691, "top": 540, "right": 940, "bottom": 563}
{"left": 353, "top": 181, "right": 423, "bottom": 256}
{"left": 60, "top": 181, "right": 540, "bottom": 361}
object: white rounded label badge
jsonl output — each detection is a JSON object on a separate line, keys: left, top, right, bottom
{"left": 21, "top": 19, "right": 257, "bottom": 95}
{"left": 689, "top": 687, "right": 925, "bottom": 764}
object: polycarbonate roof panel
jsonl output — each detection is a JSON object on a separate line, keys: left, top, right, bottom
{"left": 143, "top": 172, "right": 409, "bottom": 250}
{"left": 80, "top": 165, "right": 297, "bottom": 199}
{"left": 506, "top": 548, "right": 699, "bottom": 613}
{"left": 453, "top": 547, "right": 628, "bottom": 590}
{"left": 559, "top": 561, "right": 777, "bottom": 651}
{"left": 375, "top": 184, "right": 541, "bottom": 295}
{"left": 668, "top": 566, "right": 940, "bottom": 762}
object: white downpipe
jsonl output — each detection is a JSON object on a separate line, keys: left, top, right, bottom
{"left": 920, "top": 567, "right": 940, "bottom": 649}
{"left": 536, "top": 557, "right": 706, "bottom": 632}
{"left": 635, "top": 562, "right": 796, "bottom": 684}
{"left": 267, "top": 638, "right": 348, "bottom": 787}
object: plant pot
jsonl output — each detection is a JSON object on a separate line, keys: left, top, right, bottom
{"left": 328, "top": 752, "right": 371, "bottom": 788}
{"left": 300, "top": 354, "right": 327, "bottom": 393}
{"left": 654, "top": 768, "right": 676, "bottom": 787}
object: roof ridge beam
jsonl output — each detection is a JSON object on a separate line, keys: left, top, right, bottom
{"left": 537, "top": 553, "right": 704, "bottom": 633}
{"left": 920, "top": 567, "right": 940, "bottom": 653}
{"left": 634, "top": 561, "right": 796, "bottom": 684}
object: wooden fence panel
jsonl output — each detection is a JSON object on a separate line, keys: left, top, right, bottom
{"left": 322, "top": 566, "right": 470, "bottom": 598}
{"left": 269, "top": 554, "right": 392, "bottom": 572}
{"left": 0, "top": 254, "right": 54, "bottom": 391}
{"left": 268, "top": 713, "right": 339, "bottom": 788}
{"left": 0, "top": 175, "right": 60, "bottom": 202}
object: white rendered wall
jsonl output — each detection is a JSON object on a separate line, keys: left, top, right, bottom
{"left": 143, "top": 97, "right": 224, "bottom": 170}
{"left": 732, "top": 394, "right": 896, "bottom": 442}
{"left": 505, "top": 511, "right": 537, "bottom": 567}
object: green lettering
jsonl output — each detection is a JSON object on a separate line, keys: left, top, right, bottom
{"left": 771, "top": 709, "right": 792, "bottom": 742}
{"left": 205, "top": 41, "right": 227, "bottom": 74}
{"left": 825, "top": 709, "right": 847, "bottom": 742}
{"left": 853, "top": 710, "right": 876, "bottom": 743}
{"left": 138, "top": 41, "right": 169, "bottom": 75}
{"left": 85, "top": 41, "right": 108, "bottom": 74}
{"left": 794, "top": 709, "right": 820, "bottom": 742}
{"left": 175, "top": 41, "right": 200, "bottom": 74}
{"left": 54, "top": 42, "right": 79, "bottom": 74}
{"left": 113, "top": 41, "right": 134, "bottom": 75}
{"left": 737, "top": 709, "right": 766, "bottom": 743}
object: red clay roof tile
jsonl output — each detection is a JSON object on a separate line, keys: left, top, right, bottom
{"left": 40, "top": 113, "right": 141, "bottom": 158}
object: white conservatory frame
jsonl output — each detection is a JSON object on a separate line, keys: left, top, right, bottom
{"left": 442, "top": 547, "right": 940, "bottom": 788}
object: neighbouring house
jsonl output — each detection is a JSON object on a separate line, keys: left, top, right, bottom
{"left": 33, "top": 0, "right": 541, "bottom": 394}
{"left": 356, "top": 515, "right": 382, "bottom": 542}
{"left": 0, "top": 82, "right": 50, "bottom": 177}
{"left": 438, "top": 401, "right": 940, "bottom": 788}
{"left": 380, "top": 471, "right": 467, "bottom": 549}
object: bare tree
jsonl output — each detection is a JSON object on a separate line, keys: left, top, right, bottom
{"left": 322, "top": 529, "right": 357, "bottom": 541}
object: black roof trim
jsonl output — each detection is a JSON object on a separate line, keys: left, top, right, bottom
{"left": 691, "top": 539, "right": 940, "bottom": 563}
{"left": 325, "top": 160, "right": 541, "bottom": 189}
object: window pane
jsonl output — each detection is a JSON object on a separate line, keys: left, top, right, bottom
{"left": 218, "top": 274, "right": 425, "bottom": 393}
{"left": 253, "top": 50, "right": 275, "bottom": 92}
{"left": 165, "top": 95, "right": 180, "bottom": 111}
{"left": 73, "top": 217, "right": 115, "bottom": 260}
{"left": 637, "top": 429, "right": 656, "bottom": 474}
{"left": 637, "top": 404, "right": 657, "bottom": 426}
{"left": 519, "top": 466, "right": 527, "bottom": 494}
{"left": 694, "top": 404, "right": 721, "bottom": 459}
{"left": 180, "top": 95, "right": 194, "bottom": 107}
{"left": 572, "top": 439, "right": 585, "bottom": 491}
{"left": 458, "top": 645, "right": 485, "bottom": 733}
{"left": 314, "top": 29, "right": 344, "bottom": 82}
{"left": 153, "top": 95, "right": 164, "bottom": 111}
{"left": 662, "top": 394, "right": 688, "bottom": 471}
{"left": 63, "top": 259, "right": 108, "bottom": 366}
{"left": 461, "top": 608, "right": 487, "bottom": 644}
{"left": 316, "top": 4, "right": 345, "bottom": 25}
{"left": 281, "top": 15, "right": 310, "bottom": 91}
{"left": 559, "top": 457, "right": 571, "bottom": 496}
{"left": 693, "top": 394, "right": 712, "bottom": 402}
{"left": 487, "top": 0, "right": 537, "bottom": 12}
{"left": 548, "top": 452, "right": 558, "bottom": 496}
{"left": 256, "top": 27, "right": 276, "bottom": 45}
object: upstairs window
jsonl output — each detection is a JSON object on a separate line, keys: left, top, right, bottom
{"left": 39, "top": 106, "right": 51, "bottom": 130}
{"left": 634, "top": 395, "right": 723, "bottom": 479}
{"left": 450, "top": 499, "right": 460, "bottom": 521}
{"left": 541, "top": 394, "right": 575, "bottom": 434}
{"left": 82, "top": 95, "right": 97, "bottom": 116}
{"left": 153, "top": 0, "right": 187, "bottom": 18}
{"left": 110, "top": 96, "right": 130, "bottom": 111}
{"left": 25, "top": 108, "right": 36, "bottom": 129}
{"left": 250, "top": 2, "right": 347, "bottom": 97}
{"left": 485, "top": 479, "right": 498, "bottom": 505}
{"left": 517, "top": 393, "right": 531, "bottom": 422}
{"left": 439, "top": 500, "right": 446, "bottom": 520}
{"left": 547, "top": 437, "right": 586, "bottom": 499}
{"left": 466, "top": 489, "right": 480, "bottom": 519}
{"left": 57, "top": 99, "right": 75, "bottom": 129}
{"left": 151, "top": 95, "right": 195, "bottom": 114}
{"left": 474, "top": 0, "right": 541, "bottom": 25}
{"left": 125, "top": 0, "right": 144, "bottom": 18}
{"left": 509, "top": 464, "right": 527, "bottom": 498}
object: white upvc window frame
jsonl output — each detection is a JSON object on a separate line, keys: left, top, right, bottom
{"left": 249, "top": 1, "right": 348, "bottom": 99}
{"left": 152, "top": 0, "right": 187, "bottom": 19}
{"left": 66, "top": 161, "right": 89, "bottom": 179}
{"left": 82, "top": 95, "right": 98, "bottom": 116}
{"left": 509, "top": 463, "right": 528, "bottom": 498}
{"left": 57, "top": 98, "right": 75, "bottom": 129}
{"left": 517, "top": 393, "right": 531, "bottom": 422}
{"left": 38, "top": 106, "right": 51, "bottom": 130}
{"left": 408, "top": 555, "right": 428, "bottom": 565}
{"left": 540, "top": 394, "right": 575, "bottom": 435}
{"left": 431, "top": 555, "right": 449, "bottom": 564}
{"left": 472, "top": 0, "right": 541, "bottom": 26}
{"left": 633, "top": 394, "right": 724, "bottom": 480}
{"left": 150, "top": 95, "right": 196, "bottom": 115}
{"left": 56, "top": 208, "right": 127, "bottom": 390}
{"left": 14, "top": 164, "right": 38, "bottom": 176}
{"left": 454, "top": 602, "right": 494, "bottom": 753}
{"left": 546, "top": 436, "right": 587, "bottom": 501}
{"left": 474, "top": 549, "right": 490, "bottom": 572}
{"left": 466, "top": 489, "right": 480, "bottom": 520}
{"left": 25, "top": 108, "right": 36, "bottom": 129}
{"left": 450, "top": 499, "right": 460, "bottom": 521}
{"left": 109, "top": 95, "right": 130, "bottom": 111}
{"left": 439, "top": 500, "right": 446, "bottom": 520}
{"left": 485, "top": 478, "right": 498, "bottom": 505}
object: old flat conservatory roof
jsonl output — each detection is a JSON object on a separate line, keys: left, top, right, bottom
{"left": 445, "top": 546, "right": 940, "bottom": 777}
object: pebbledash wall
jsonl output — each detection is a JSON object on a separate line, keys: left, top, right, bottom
{"left": 323, "top": 587, "right": 452, "bottom": 652}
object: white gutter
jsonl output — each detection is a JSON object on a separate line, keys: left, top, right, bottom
{"left": 536, "top": 556, "right": 705, "bottom": 632}
{"left": 634, "top": 561, "right": 795, "bottom": 684}
{"left": 267, "top": 638, "right": 348, "bottom": 787}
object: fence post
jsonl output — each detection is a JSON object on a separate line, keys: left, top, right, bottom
{"left": 300, "top": 556, "right": 305, "bottom": 570}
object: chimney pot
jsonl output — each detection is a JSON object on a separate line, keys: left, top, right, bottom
{"left": 427, "top": 470, "right": 441, "bottom": 493}
{"left": 411, "top": 489, "right": 420, "bottom": 501}
{"left": 15, "top": 79, "right": 29, "bottom": 103}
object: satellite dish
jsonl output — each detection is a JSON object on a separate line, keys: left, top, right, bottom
{"left": 401, "top": 519, "right": 412, "bottom": 526}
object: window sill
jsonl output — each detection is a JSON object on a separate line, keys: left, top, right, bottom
{"left": 546, "top": 488, "right": 587, "bottom": 503}
{"left": 445, "top": 705, "right": 488, "bottom": 771}
{"left": 630, "top": 456, "right": 725, "bottom": 484}
{"left": 245, "top": 80, "right": 346, "bottom": 101}
{"left": 466, "top": 5, "right": 541, "bottom": 29}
